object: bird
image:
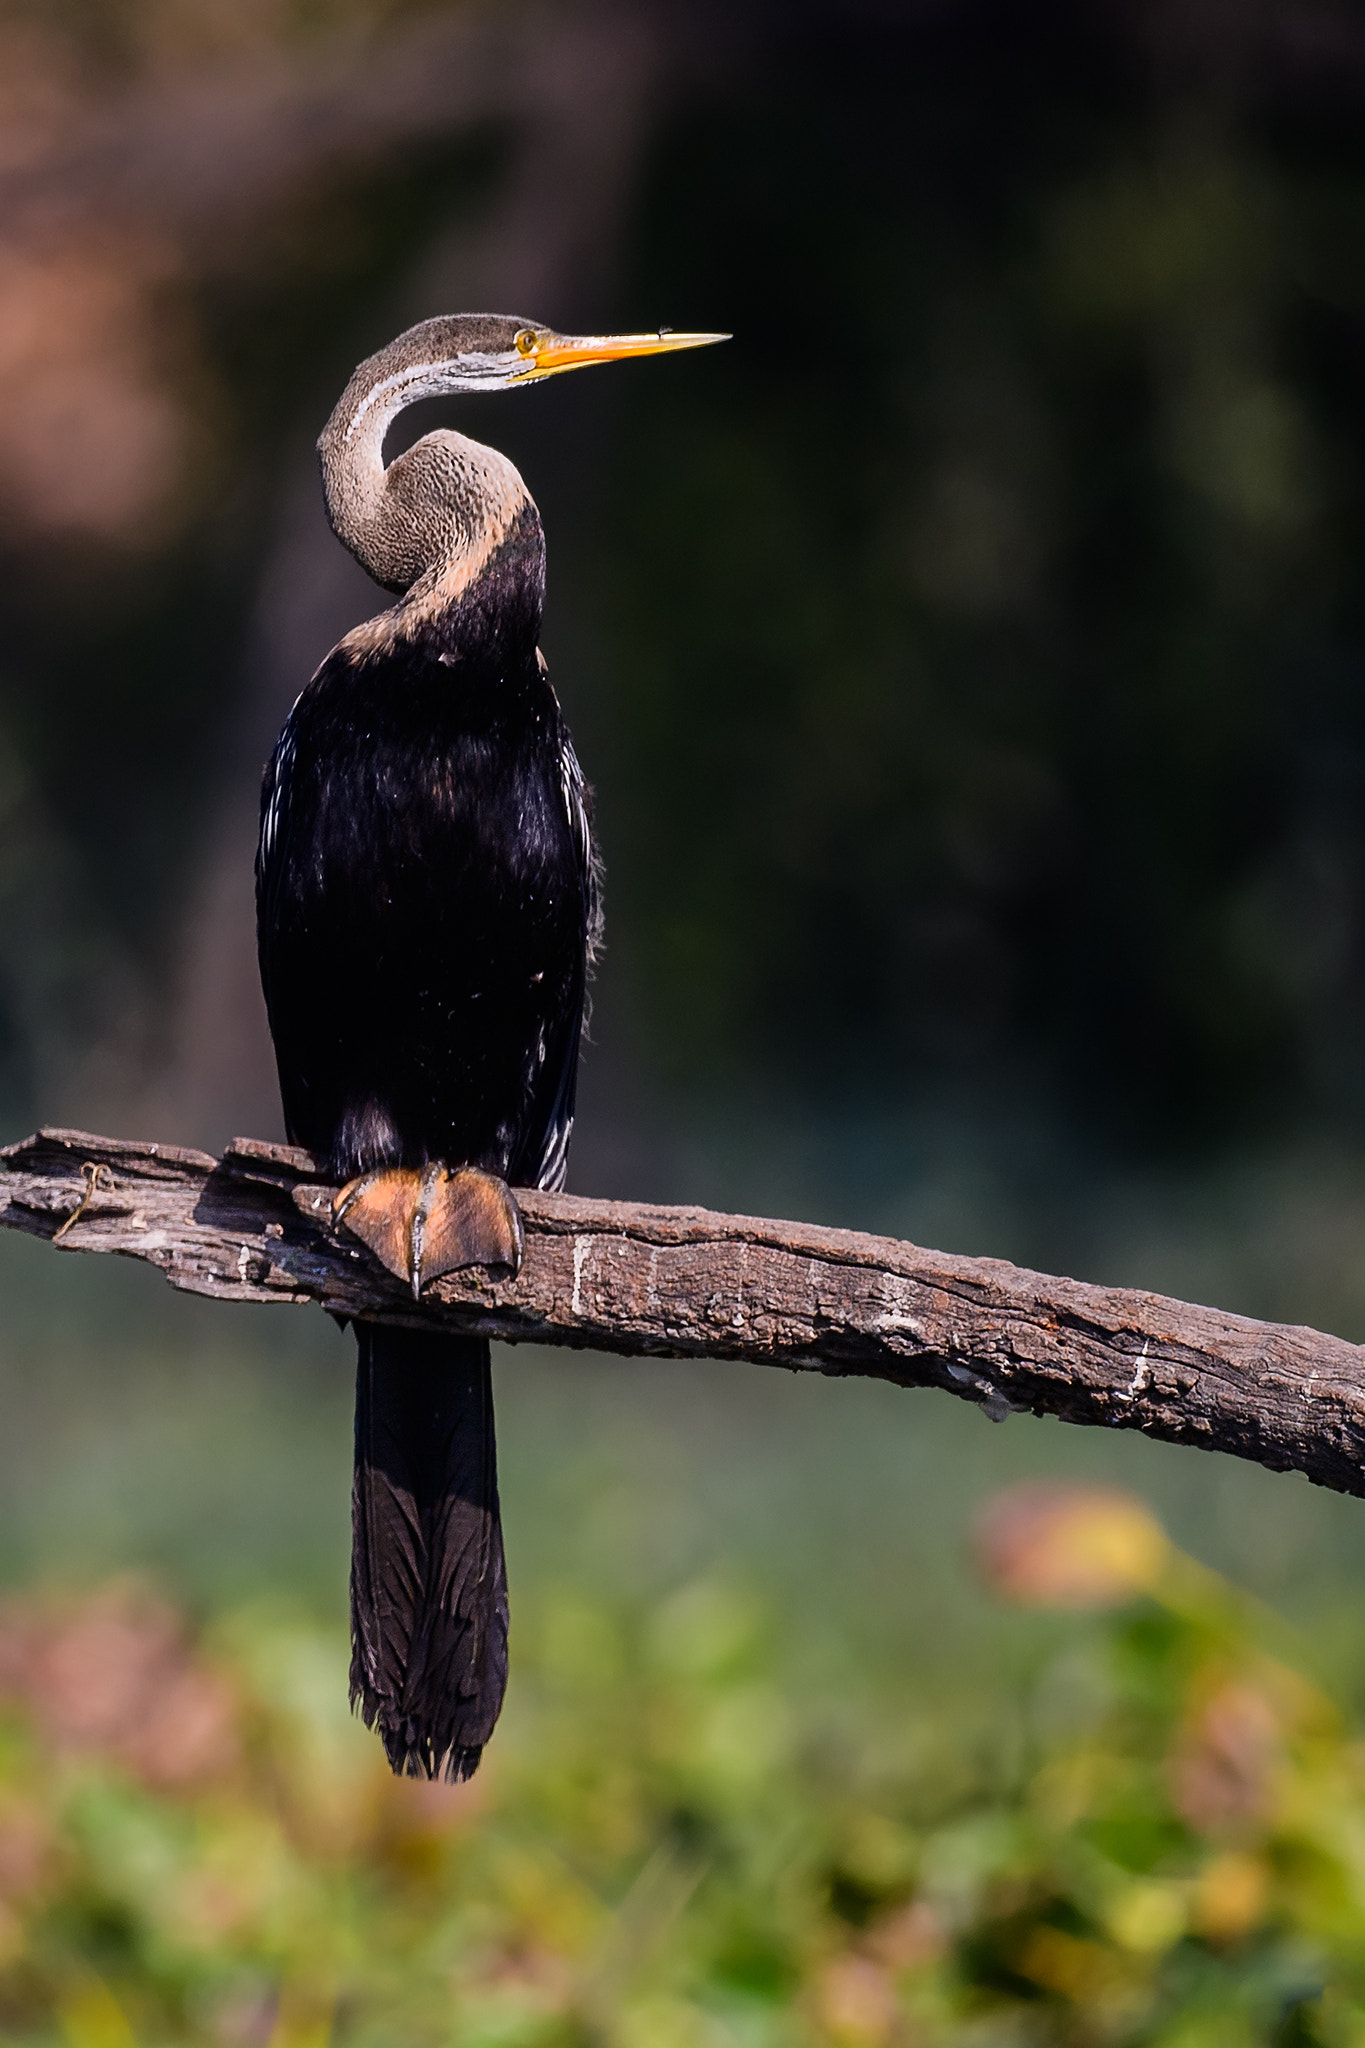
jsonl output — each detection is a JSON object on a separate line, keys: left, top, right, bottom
{"left": 255, "top": 314, "right": 725, "bottom": 1781}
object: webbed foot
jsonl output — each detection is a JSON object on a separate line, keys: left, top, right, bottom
{"left": 332, "top": 1164, "right": 524, "bottom": 1297}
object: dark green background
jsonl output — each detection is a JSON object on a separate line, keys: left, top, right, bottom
{"left": 4, "top": 0, "right": 1365, "bottom": 1701}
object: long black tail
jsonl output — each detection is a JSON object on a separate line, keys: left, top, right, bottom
{"left": 350, "top": 1325, "right": 509, "bottom": 1780}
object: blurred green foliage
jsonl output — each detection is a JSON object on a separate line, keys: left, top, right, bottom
{"left": 5, "top": 9, "right": 1365, "bottom": 2045}
{"left": 5, "top": 4, "right": 1365, "bottom": 1168}
{"left": 596, "top": 58, "right": 1365, "bottom": 1149}
{"left": 1, "top": 1493, "right": 1364, "bottom": 2047}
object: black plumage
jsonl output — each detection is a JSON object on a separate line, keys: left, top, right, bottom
{"left": 256, "top": 426, "right": 595, "bottom": 1781}
{"left": 257, "top": 509, "right": 593, "bottom": 1200}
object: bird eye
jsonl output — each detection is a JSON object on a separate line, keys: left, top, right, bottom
{"left": 514, "top": 329, "right": 538, "bottom": 356}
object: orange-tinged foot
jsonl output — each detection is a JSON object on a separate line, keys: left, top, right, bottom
{"left": 332, "top": 1164, "right": 524, "bottom": 1297}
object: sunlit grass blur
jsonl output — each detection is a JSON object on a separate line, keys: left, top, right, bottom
{"left": 0, "top": 1485, "right": 1362, "bottom": 2046}
{"left": 9, "top": 1199, "right": 1365, "bottom": 2044}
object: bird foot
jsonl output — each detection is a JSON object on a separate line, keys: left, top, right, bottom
{"left": 332, "top": 1164, "right": 524, "bottom": 1297}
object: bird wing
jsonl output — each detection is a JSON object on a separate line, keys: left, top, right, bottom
{"left": 258, "top": 712, "right": 296, "bottom": 1015}
{"left": 561, "top": 722, "right": 604, "bottom": 972}
{"left": 254, "top": 693, "right": 307, "bottom": 1135}
{"left": 518, "top": 725, "right": 600, "bottom": 1194}
{"left": 255, "top": 697, "right": 298, "bottom": 943}
{"left": 257, "top": 707, "right": 297, "bottom": 886}
{"left": 257, "top": 664, "right": 598, "bottom": 1192}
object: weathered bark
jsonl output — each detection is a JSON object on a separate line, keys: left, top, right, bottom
{"left": 3, "top": 1126, "right": 1364, "bottom": 1499}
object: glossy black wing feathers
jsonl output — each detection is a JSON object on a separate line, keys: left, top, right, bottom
{"left": 515, "top": 725, "right": 600, "bottom": 1192}
{"left": 255, "top": 701, "right": 303, "bottom": 1138}
{"left": 255, "top": 640, "right": 595, "bottom": 1184}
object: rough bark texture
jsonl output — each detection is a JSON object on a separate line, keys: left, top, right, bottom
{"left": 4, "top": 1126, "right": 1365, "bottom": 1499}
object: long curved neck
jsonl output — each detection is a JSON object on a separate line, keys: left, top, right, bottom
{"left": 317, "top": 347, "right": 542, "bottom": 648}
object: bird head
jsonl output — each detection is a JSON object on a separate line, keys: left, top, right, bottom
{"left": 341, "top": 314, "right": 728, "bottom": 441}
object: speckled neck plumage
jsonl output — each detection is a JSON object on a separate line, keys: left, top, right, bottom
{"left": 316, "top": 324, "right": 542, "bottom": 655}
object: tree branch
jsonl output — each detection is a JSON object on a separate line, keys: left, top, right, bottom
{"left": 4, "top": 1126, "right": 1364, "bottom": 1499}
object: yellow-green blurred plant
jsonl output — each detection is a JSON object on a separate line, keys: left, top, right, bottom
{"left": 0, "top": 1490, "right": 1362, "bottom": 2047}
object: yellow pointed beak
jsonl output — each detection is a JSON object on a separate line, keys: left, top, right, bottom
{"left": 516, "top": 328, "right": 729, "bottom": 380}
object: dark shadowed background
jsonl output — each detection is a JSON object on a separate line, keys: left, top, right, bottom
{"left": 4, "top": 0, "right": 1365, "bottom": 1700}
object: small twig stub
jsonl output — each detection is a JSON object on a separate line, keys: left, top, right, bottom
{"left": 51, "top": 1160, "right": 113, "bottom": 1241}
